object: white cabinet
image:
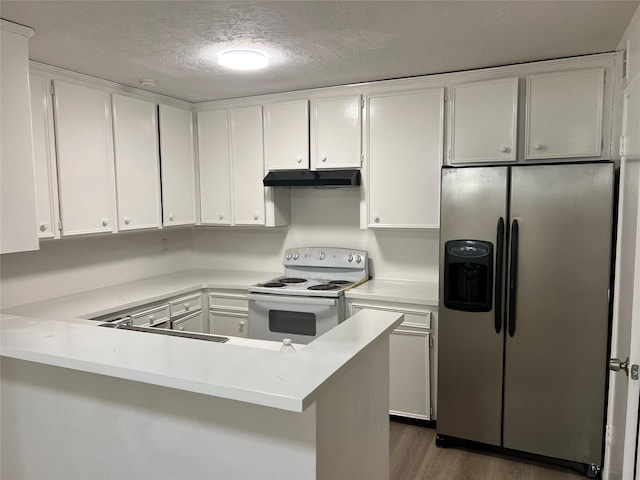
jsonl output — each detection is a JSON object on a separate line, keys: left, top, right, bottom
{"left": 112, "top": 94, "right": 161, "bottom": 231}
{"left": 231, "top": 105, "right": 267, "bottom": 225}
{"left": 53, "top": 80, "right": 116, "bottom": 236}
{"left": 366, "top": 87, "right": 444, "bottom": 229}
{"left": 264, "top": 99, "right": 309, "bottom": 171}
{"left": 448, "top": 77, "right": 518, "bottom": 164}
{"left": 197, "top": 109, "right": 232, "bottom": 225}
{"left": 525, "top": 68, "right": 605, "bottom": 160}
{"left": 0, "top": 21, "right": 40, "bottom": 253}
{"left": 173, "top": 310, "right": 205, "bottom": 333}
{"left": 159, "top": 104, "right": 196, "bottom": 226}
{"left": 208, "top": 290, "right": 248, "bottom": 338}
{"left": 349, "top": 301, "right": 433, "bottom": 420}
{"left": 29, "top": 73, "right": 60, "bottom": 239}
{"left": 311, "top": 94, "right": 362, "bottom": 170}
{"left": 198, "top": 105, "right": 290, "bottom": 227}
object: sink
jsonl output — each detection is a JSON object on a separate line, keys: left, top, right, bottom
{"left": 99, "top": 323, "right": 229, "bottom": 343}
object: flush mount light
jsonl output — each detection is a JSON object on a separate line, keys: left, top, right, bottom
{"left": 138, "top": 78, "right": 157, "bottom": 87}
{"left": 218, "top": 50, "right": 268, "bottom": 71}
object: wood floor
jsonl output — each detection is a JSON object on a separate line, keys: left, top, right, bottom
{"left": 389, "top": 420, "right": 586, "bottom": 480}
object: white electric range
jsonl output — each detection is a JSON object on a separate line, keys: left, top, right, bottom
{"left": 247, "top": 247, "right": 368, "bottom": 344}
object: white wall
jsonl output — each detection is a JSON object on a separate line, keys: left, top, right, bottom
{"left": 0, "top": 228, "right": 193, "bottom": 309}
{"left": 192, "top": 187, "right": 440, "bottom": 282}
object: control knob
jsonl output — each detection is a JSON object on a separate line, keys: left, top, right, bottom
{"left": 293, "top": 252, "right": 299, "bottom": 260}
{"left": 286, "top": 253, "right": 292, "bottom": 260}
{"left": 347, "top": 254, "right": 354, "bottom": 263}
{"left": 319, "top": 252, "right": 326, "bottom": 260}
{"left": 355, "top": 254, "right": 362, "bottom": 263}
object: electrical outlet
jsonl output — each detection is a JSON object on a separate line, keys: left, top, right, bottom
{"left": 161, "top": 238, "right": 169, "bottom": 251}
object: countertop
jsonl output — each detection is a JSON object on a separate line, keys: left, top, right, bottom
{"left": 346, "top": 278, "right": 439, "bottom": 307}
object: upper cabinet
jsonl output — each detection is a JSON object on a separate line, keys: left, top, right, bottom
{"left": 112, "top": 94, "right": 162, "bottom": 231}
{"left": 159, "top": 104, "right": 197, "bottom": 226}
{"left": 264, "top": 99, "right": 309, "bottom": 171}
{"left": 366, "top": 87, "right": 444, "bottom": 229}
{"left": 53, "top": 80, "right": 116, "bottom": 236}
{"left": 1, "top": 21, "right": 39, "bottom": 254}
{"left": 311, "top": 94, "right": 362, "bottom": 170}
{"left": 448, "top": 77, "right": 518, "bottom": 164}
{"left": 525, "top": 68, "right": 605, "bottom": 160}
{"left": 29, "top": 73, "right": 60, "bottom": 240}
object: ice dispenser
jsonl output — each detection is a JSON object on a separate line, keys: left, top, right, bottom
{"left": 444, "top": 240, "right": 493, "bottom": 312}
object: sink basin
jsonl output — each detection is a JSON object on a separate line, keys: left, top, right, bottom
{"left": 99, "top": 323, "right": 229, "bottom": 343}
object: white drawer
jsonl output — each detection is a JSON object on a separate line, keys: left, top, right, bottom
{"left": 130, "top": 304, "right": 170, "bottom": 326}
{"left": 208, "top": 292, "right": 248, "bottom": 310}
{"left": 170, "top": 294, "right": 203, "bottom": 318}
{"left": 351, "top": 304, "right": 431, "bottom": 329}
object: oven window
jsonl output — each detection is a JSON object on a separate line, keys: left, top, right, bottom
{"left": 269, "top": 311, "right": 316, "bottom": 336}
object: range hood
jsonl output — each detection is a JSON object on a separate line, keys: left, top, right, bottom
{"left": 263, "top": 169, "right": 360, "bottom": 187}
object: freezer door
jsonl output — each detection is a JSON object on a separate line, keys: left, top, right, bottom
{"left": 438, "top": 166, "right": 508, "bottom": 446}
{"left": 503, "top": 162, "right": 614, "bottom": 465}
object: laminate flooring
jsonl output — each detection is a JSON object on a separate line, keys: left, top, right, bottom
{"left": 390, "top": 421, "right": 586, "bottom": 480}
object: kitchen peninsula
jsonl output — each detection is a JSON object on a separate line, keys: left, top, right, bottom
{"left": 0, "top": 270, "right": 403, "bottom": 480}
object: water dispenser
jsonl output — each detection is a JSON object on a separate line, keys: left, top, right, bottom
{"left": 443, "top": 240, "right": 493, "bottom": 312}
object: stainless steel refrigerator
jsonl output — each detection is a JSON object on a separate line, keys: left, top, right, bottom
{"left": 436, "top": 162, "right": 614, "bottom": 476}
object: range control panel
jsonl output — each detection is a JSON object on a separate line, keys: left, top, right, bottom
{"left": 283, "top": 247, "right": 368, "bottom": 270}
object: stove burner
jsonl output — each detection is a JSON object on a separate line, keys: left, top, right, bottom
{"left": 328, "top": 280, "right": 352, "bottom": 286}
{"left": 262, "top": 282, "right": 287, "bottom": 288}
{"left": 280, "top": 277, "right": 307, "bottom": 284}
{"left": 308, "top": 284, "right": 341, "bottom": 291}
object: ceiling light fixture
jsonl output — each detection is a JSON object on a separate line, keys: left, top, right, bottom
{"left": 138, "top": 78, "right": 156, "bottom": 87}
{"left": 218, "top": 50, "right": 268, "bottom": 71}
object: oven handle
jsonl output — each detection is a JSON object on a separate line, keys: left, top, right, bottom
{"left": 247, "top": 293, "right": 337, "bottom": 306}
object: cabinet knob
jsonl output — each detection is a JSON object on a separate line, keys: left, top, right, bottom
{"left": 239, "top": 321, "right": 245, "bottom": 331}
{"left": 321, "top": 156, "right": 327, "bottom": 163}
{"left": 124, "top": 217, "right": 131, "bottom": 225}
{"left": 149, "top": 315, "right": 155, "bottom": 321}
{"left": 534, "top": 143, "right": 544, "bottom": 151}
{"left": 101, "top": 218, "right": 109, "bottom": 227}
{"left": 219, "top": 214, "right": 224, "bottom": 220}
{"left": 184, "top": 303, "right": 190, "bottom": 310}
{"left": 39, "top": 223, "right": 48, "bottom": 232}
{"left": 169, "top": 214, "right": 174, "bottom": 221}
{"left": 373, "top": 216, "right": 380, "bottom": 224}
{"left": 253, "top": 214, "right": 259, "bottom": 220}
{"left": 500, "top": 146, "right": 510, "bottom": 154}
{"left": 178, "top": 326, "right": 185, "bottom": 331}
{"left": 297, "top": 158, "right": 302, "bottom": 164}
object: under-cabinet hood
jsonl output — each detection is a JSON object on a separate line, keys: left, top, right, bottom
{"left": 263, "top": 170, "right": 360, "bottom": 187}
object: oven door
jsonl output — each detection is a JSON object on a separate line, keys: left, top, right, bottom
{"left": 247, "top": 293, "right": 341, "bottom": 344}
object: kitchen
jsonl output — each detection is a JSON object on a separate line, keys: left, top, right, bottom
{"left": 1, "top": 1, "right": 640, "bottom": 479}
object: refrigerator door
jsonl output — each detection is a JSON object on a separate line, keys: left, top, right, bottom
{"left": 438, "top": 166, "right": 508, "bottom": 446}
{"left": 503, "top": 162, "right": 614, "bottom": 464}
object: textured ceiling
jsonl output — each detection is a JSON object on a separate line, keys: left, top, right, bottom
{"left": 1, "top": 1, "right": 638, "bottom": 102}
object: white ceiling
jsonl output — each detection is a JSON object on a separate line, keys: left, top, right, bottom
{"left": 1, "top": 1, "right": 638, "bottom": 102}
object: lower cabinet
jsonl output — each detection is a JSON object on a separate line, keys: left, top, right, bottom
{"left": 208, "top": 290, "right": 249, "bottom": 338}
{"left": 169, "top": 293, "right": 205, "bottom": 333}
{"left": 173, "top": 310, "right": 206, "bottom": 333}
{"left": 349, "top": 300, "right": 435, "bottom": 420}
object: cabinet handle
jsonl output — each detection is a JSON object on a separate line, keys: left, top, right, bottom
{"left": 373, "top": 216, "right": 380, "bottom": 224}
{"left": 297, "top": 158, "right": 302, "bottom": 164}
{"left": 253, "top": 214, "right": 259, "bottom": 220}
{"left": 219, "top": 214, "right": 224, "bottom": 220}
{"left": 124, "top": 217, "right": 131, "bottom": 225}
{"left": 239, "top": 321, "right": 245, "bottom": 331}
{"left": 149, "top": 315, "right": 155, "bottom": 321}
{"left": 39, "top": 223, "right": 48, "bottom": 232}
{"left": 178, "top": 326, "right": 185, "bottom": 331}
{"left": 184, "top": 303, "right": 190, "bottom": 311}
{"left": 101, "top": 218, "right": 109, "bottom": 227}
{"left": 500, "top": 146, "right": 509, "bottom": 154}
{"left": 321, "top": 156, "right": 327, "bottom": 163}
{"left": 533, "top": 143, "right": 543, "bottom": 151}
{"left": 169, "top": 214, "right": 174, "bottom": 221}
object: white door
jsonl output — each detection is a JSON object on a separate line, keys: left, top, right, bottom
{"left": 197, "top": 109, "right": 232, "bottom": 225}
{"left": 311, "top": 94, "right": 362, "bottom": 170}
{"left": 53, "top": 80, "right": 116, "bottom": 236}
{"left": 112, "top": 94, "right": 161, "bottom": 231}
{"left": 604, "top": 72, "right": 640, "bottom": 480}
{"left": 158, "top": 104, "right": 196, "bottom": 226}
{"left": 263, "top": 99, "right": 309, "bottom": 171}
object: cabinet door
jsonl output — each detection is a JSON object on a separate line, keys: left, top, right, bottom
{"left": 264, "top": 99, "right": 309, "bottom": 170}
{"left": 159, "top": 104, "right": 196, "bottom": 226}
{"left": 29, "top": 74, "right": 60, "bottom": 239}
{"left": 112, "top": 94, "right": 161, "bottom": 230}
{"left": 312, "top": 94, "right": 362, "bottom": 170}
{"left": 367, "top": 88, "right": 444, "bottom": 229}
{"left": 231, "top": 105, "right": 265, "bottom": 225}
{"left": 209, "top": 310, "right": 248, "bottom": 337}
{"left": 449, "top": 78, "right": 518, "bottom": 164}
{"left": 173, "top": 310, "right": 205, "bottom": 334}
{"left": 197, "top": 109, "right": 232, "bottom": 225}
{"left": 53, "top": 80, "right": 116, "bottom": 236}
{"left": 525, "top": 68, "right": 604, "bottom": 159}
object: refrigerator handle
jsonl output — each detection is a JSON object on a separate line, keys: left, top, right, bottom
{"left": 508, "top": 219, "right": 519, "bottom": 337}
{"left": 495, "top": 217, "right": 505, "bottom": 334}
